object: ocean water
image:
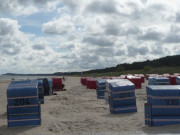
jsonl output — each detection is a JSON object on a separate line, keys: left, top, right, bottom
{"left": 0, "top": 75, "right": 58, "bottom": 81}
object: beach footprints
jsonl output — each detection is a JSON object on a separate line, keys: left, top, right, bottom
{"left": 50, "top": 96, "right": 69, "bottom": 101}
{"left": 48, "top": 122, "right": 60, "bottom": 133}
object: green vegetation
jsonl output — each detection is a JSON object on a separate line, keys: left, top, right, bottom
{"left": 76, "top": 55, "right": 180, "bottom": 77}
{"left": 116, "top": 66, "right": 125, "bottom": 72}
{"left": 144, "top": 66, "right": 152, "bottom": 71}
{"left": 4, "top": 55, "right": 180, "bottom": 77}
{"left": 74, "top": 66, "right": 180, "bottom": 77}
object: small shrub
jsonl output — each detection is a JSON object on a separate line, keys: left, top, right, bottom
{"left": 144, "top": 66, "right": 152, "bottom": 71}
{"left": 116, "top": 66, "right": 125, "bottom": 72}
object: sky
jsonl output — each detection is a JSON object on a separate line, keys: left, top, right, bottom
{"left": 0, "top": 0, "right": 180, "bottom": 74}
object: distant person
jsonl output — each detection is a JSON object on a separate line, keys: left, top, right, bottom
{"left": 62, "top": 84, "right": 65, "bottom": 89}
{"left": 63, "top": 76, "right": 66, "bottom": 81}
{"left": 62, "top": 83, "right": 66, "bottom": 91}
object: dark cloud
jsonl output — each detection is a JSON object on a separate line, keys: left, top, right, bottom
{"left": 66, "top": 50, "right": 117, "bottom": 70}
{"left": 149, "top": 4, "right": 166, "bottom": 11}
{"left": 25, "top": 56, "right": 33, "bottom": 60}
{"left": 115, "top": 49, "right": 126, "bottom": 56}
{"left": 126, "top": 2, "right": 166, "bottom": 21}
{"left": 32, "top": 44, "right": 45, "bottom": 50}
{"left": 173, "top": 45, "right": 180, "bottom": 54}
{"left": 0, "top": 0, "right": 57, "bottom": 16}
{"left": 1, "top": 43, "right": 20, "bottom": 55}
{"left": 0, "top": 27, "right": 11, "bottom": 35}
{"left": 66, "top": 54, "right": 99, "bottom": 70}
{"left": 140, "top": 0, "right": 148, "bottom": 4}
{"left": 78, "top": 55, "right": 102, "bottom": 69}
{"left": 104, "top": 22, "right": 121, "bottom": 36}
{"left": 15, "top": 0, "right": 56, "bottom": 6}
{"left": 61, "top": 0, "right": 78, "bottom": 11}
{"left": 83, "top": 36, "right": 114, "bottom": 46}
{"left": 33, "top": 0, "right": 52, "bottom": 5}
{"left": 165, "top": 25, "right": 180, "bottom": 43}
{"left": 126, "top": 2, "right": 142, "bottom": 19}
{"left": 60, "top": 53, "right": 75, "bottom": 59}
{"left": 93, "top": 47, "right": 114, "bottom": 56}
{"left": 86, "top": 0, "right": 117, "bottom": 14}
{"left": 137, "top": 46, "right": 150, "bottom": 55}
{"left": 58, "top": 43, "right": 74, "bottom": 50}
{"left": 43, "top": 26, "right": 67, "bottom": 35}
{"left": 138, "top": 29, "right": 163, "bottom": 41}
{"left": 127, "top": 45, "right": 149, "bottom": 57}
{"left": 0, "top": 1, "right": 14, "bottom": 15}
{"left": 176, "top": 13, "right": 180, "bottom": 22}
{"left": 165, "top": 34, "right": 180, "bottom": 43}
{"left": 151, "top": 45, "right": 166, "bottom": 55}
{"left": 17, "top": 0, "right": 31, "bottom": 5}
{"left": 17, "top": 0, "right": 52, "bottom": 5}
{"left": 0, "top": 20, "right": 14, "bottom": 35}
{"left": 126, "top": 27, "right": 140, "bottom": 35}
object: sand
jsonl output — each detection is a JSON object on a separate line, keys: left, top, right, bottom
{"left": 0, "top": 77, "right": 180, "bottom": 135}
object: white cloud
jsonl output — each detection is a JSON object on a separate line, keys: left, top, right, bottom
{"left": 60, "top": 0, "right": 80, "bottom": 11}
{"left": 42, "top": 14, "right": 75, "bottom": 35}
{"left": 138, "top": 27, "right": 165, "bottom": 41}
{"left": 83, "top": 36, "right": 114, "bottom": 47}
{"left": 0, "top": 18, "right": 61, "bottom": 74}
{"left": 1, "top": 0, "right": 180, "bottom": 74}
{"left": 0, "top": 18, "right": 26, "bottom": 56}
{"left": 0, "top": 0, "right": 59, "bottom": 16}
{"left": 85, "top": 0, "right": 118, "bottom": 14}
{"left": 40, "top": 0, "right": 180, "bottom": 72}
{"left": 57, "top": 42, "right": 75, "bottom": 50}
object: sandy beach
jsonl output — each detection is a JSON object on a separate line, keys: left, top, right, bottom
{"left": 0, "top": 77, "right": 180, "bottom": 135}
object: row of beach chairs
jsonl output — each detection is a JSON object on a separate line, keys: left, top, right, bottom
{"left": 81, "top": 74, "right": 180, "bottom": 127}
{"left": 6, "top": 78, "right": 64, "bottom": 127}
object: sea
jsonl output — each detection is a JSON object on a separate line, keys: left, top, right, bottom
{"left": 0, "top": 75, "right": 57, "bottom": 81}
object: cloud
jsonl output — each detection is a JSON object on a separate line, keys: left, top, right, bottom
{"left": 176, "top": 13, "right": 180, "bottom": 22}
{"left": 173, "top": 45, "right": 180, "bottom": 54}
{"left": 42, "top": 14, "right": 74, "bottom": 35}
{"left": 60, "top": 0, "right": 80, "bottom": 11}
{"left": 165, "top": 25, "right": 180, "bottom": 43}
{"left": 0, "top": 43, "right": 21, "bottom": 55}
{"left": 83, "top": 36, "right": 114, "bottom": 46}
{"left": 127, "top": 45, "right": 150, "bottom": 57}
{"left": 32, "top": 44, "right": 45, "bottom": 50}
{"left": 104, "top": 21, "right": 121, "bottom": 36}
{"left": 138, "top": 28, "right": 164, "bottom": 41}
{"left": 92, "top": 47, "right": 115, "bottom": 57}
{"left": 140, "top": 0, "right": 148, "bottom": 4}
{"left": 85, "top": 0, "right": 117, "bottom": 14}
{"left": 0, "top": 18, "right": 23, "bottom": 56}
{"left": 1, "top": 1, "right": 180, "bottom": 74}
{"left": 165, "top": 34, "right": 180, "bottom": 43}
{"left": 38, "top": 0, "right": 180, "bottom": 72}
{"left": 17, "top": 0, "right": 52, "bottom": 5}
{"left": 0, "top": 18, "right": 20, "bottom": 35}
{"left": 0, "top": 0, "right": 58, "bottom": 16}
{"left": 57, "top": 42, "right": 75, "bottom": 50}
{"left": 0, "top": 18, "right": 62, "bottom": 73}
{"left": 126, "top": 27, "right": 140, "bottom": 35}
{"left": 151, "top": 45, "right": 167, "bottom": 55}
